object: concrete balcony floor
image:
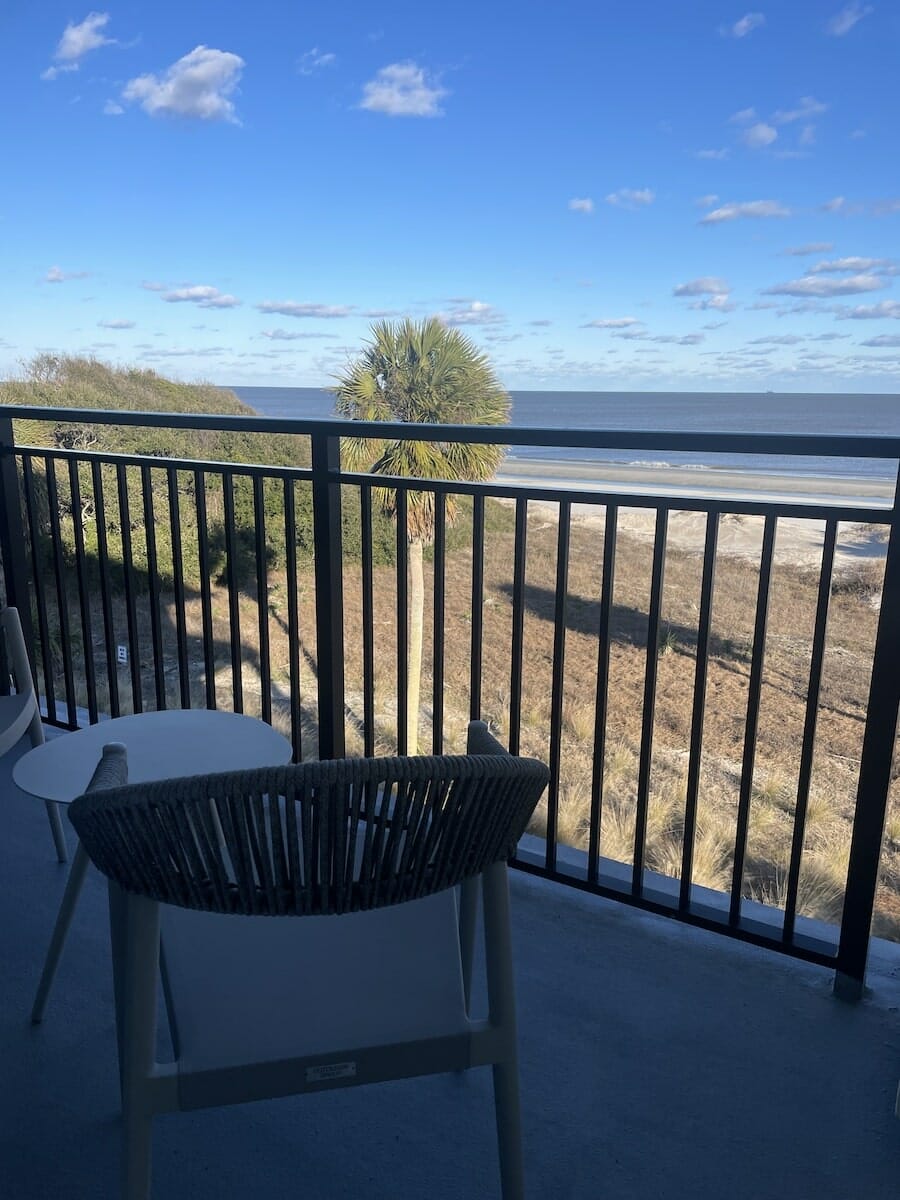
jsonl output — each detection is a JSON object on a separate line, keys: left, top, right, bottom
{"left": 3, "top": 733, "right": 900, "bottom": 1200}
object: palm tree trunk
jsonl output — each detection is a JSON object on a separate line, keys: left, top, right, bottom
{"left": 407, "top": 537, "right": 424, "bottom": 754}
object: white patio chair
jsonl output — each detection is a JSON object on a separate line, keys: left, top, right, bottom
{"left": 0, "top": 606, "right": 67, "bottom": 861}
{"left": 69, "top": 721, "right": 549, "bottom": 1200}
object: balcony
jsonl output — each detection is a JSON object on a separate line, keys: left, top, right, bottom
{"left": 3, "top": 735, "right": 900, "bottom": 1198}
{"left": 1, "top": 404, "right": 900, "bottom": 1193}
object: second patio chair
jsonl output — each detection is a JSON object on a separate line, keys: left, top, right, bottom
{"left": 0, "top": 605, "right": 67, "bottom": 861}
{"left": 69, "top": 721, "right": 549, "bottom": 1200}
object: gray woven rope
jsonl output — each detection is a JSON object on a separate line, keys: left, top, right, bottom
{"left": 69, "top": 744, "right": 549, "bottom": 918}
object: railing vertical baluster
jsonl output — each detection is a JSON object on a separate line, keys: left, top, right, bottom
{"left": 253, "top": 475, "right": 272, "bottom": 725}
{"left": 508, "top": 498, "right": 528, "bottom": 755}
{"left": 222, "top": 470, "right": 243, "bottom": 714}
{"left": 283, "top": 479, "right": 302, "bottom": 761}
{"left": 680, "top": 511, "right": 719, "bottom": 911}
{"left": 729, "top": 514, "right": 777, "bottom": 925}
{"left": 166, "top": 470, "right": 191, "bottom": 709}
{"left": 140, "top": 465, "right": 166, "bottom": 711}
{"left": 21, "top": 457, "right": 56, "bottom": 722}
{"left": 194, "top": 470, "right": 216, "bottom": 710}
{"left": 310, "top": 432, "right": 345, "bottom": 759}
{"left": 783, "top": 518, "right": 837, "bottom": 943}
{"left": 588, "top": 504, "right": 617, "bottom": 886}
{"left": 469, "top": 493, "right": 485, "bottom": 721}
{"left": 91, "top": 461, "right": 120, "bottom": 717}
{"left": 396, "top": 489, "right": 409, "bottom": 755}
{"left": 68, "top": 460, "right": 98, "bottom": 724}
{"left": 115, "top": 463, "right": 142, "bottom": 713}
{"left": 44, "top": 458, "right": 77, "bottom": 726}
{"left": 546, "top": 500, "right": 571, "bottom": 873}
{"left": 433, "top": 491, "right": 446, "bottom": 754}
{"left": 633, "top": 506, "right": 669, "bottom": 895}
{"left": 360, "top": 485, "right": 375, "bottom": 757}
{"left": 835, "top": 472, "right": 900, "bottom": 999}
{"left": 0, "top": 419, "right": 36, "bottom": 669}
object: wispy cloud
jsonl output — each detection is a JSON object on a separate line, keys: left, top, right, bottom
{"left": 42, "top": 12, "right": 115, "bottom": 79}
{"left": 701, "top": 199, "right": 790, "bottom": 223}
{"left": 721, "top": 12, "right": 766, "bottom": 37}
{"left": 742, "top": 122, "right": 777, "bottom": 148}
{"left": 122, "top": 46, "right": 245, "bottom": 122}
{"left": 568, "top": 197, "right": 594, "bottom": 215}
{"left": 836, "top": 301, "right": 900, "bottom": 319}
{"left": 826, "top": 3, "right": 873, "bottom": 36}
{"left": 436, "top": 301, "right": 504, "bottom": 326}
{"left": 784, "top": 242, "right": 835, "bottom": 255}
{"left": 695, "top": 148, "right": 729, "bottom": 160}
{"left": 256, "top": 300, "right": 352, "bottom": 318}
{"left": 605, "top": 188, "right": 654, "bottom": 209}
{"left": 729, "top": 107, "right": 757, "bottom": 123}
{"left": 763, "top": 273, "right": 888, "bottom": 297}
{"left": 694, "top": 194, "right": 719, "bottom": 208}
{"left": 45, "top": 265, "right": 90, "bottom": 283}
{"left": 360, "top": 62, "right": 446, "bottom": 117}
{"left": 860, "top": 334, "right": 900, "bottom": 347}
{"left": 874, "top": 198, "right": 900, "bottom": 215}
{"left": 808, "top": 256, "right": 897, "bottom": 274}
{"left": 141, "top": 281, "right": 167, "bottom": 292}
{"left": 583, "top": 317, "right": 642, "bottom": 329}
{"left": 297, "top": 48, "right": 336, "bottom": 75}
{"left": 163, "top": 285, "right": 241, "bottom": 308}
{"left": 673, "top": 277, "right": 730, "bottom": 297}
{"left": 260, "top": 329, "right": 337, "bottom": 340}
{"left": 97, "top": 318, "right": 135, "bottom": 329}
{"left": 772, "top": 96, "right": 828, "bottom": 124}
{"left": 748, "top": 334, "right": 805, "bottom": 345}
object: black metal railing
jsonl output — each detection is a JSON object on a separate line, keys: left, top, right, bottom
{"left": 1, "top": 405, "right": 899, "bottom": 999}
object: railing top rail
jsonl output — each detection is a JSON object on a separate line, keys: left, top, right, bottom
{"left": 2, "top": 404, "right": 900, "bottom": 459}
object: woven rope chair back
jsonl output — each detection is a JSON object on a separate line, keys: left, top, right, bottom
{"left": 69, "top": 752, "right": 549, "bottom": 917}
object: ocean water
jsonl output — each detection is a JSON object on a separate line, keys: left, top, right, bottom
{"left": 230, "top": 386, "right": 900, "bottom": 482}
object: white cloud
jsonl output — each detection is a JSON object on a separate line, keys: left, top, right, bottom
{"left": 743, "top": 122, "right": 777, "bottom": 148}
{"left": 874, "top": 198, "right": 900, "bottom": 215}
{"left": 702, "top": 321, "right": 728, "bottom": 330}
{"left": 784, "top": 242, "right": 834, "bottom": 255}
{"left": 436, "top": 301, "right": 504, "bottom": 326}
{"left": 605, "top": 188, "right": 654, "bottom": 208}
{"left": 103, "top": 99, "right": 124, "bottom": 116}
{"left": 748, "top": 334, "right": 805, "bottom": 345}
{"left": 97, "top": 319, "right": 135, "bottom": 329}
{"left": 695, "top": 194, "right": 719, "bottom": 208}
{"left": 808, "top": 257, "right": 897, "bottom": 274}
{"left": 45, "top": 265, "right": 90, "bottom": 283}
{"left": 141, "top": 280, "right": 167, "bottom": 292}
{"left": 256, "top": 300, "right": 352, "bottom": 318}
{"left": 799, "top": 124, "right": 817, "bottom": 146}
{"left": 122, "top": 46, "right": 245, "bottom": 122}
{"left": 836, "top": 301, "right": 900, "bottom": 320}
{"left": 730, "top": 107, "right": 757, "bottom": 123}
{"left": 860, "top": 334, "right": 900, "bottom": 347}
{"left": 43, "top": 12, "right": 115, "bottom": 79}
{"left": 822, "top": 196, "right": 847, "bottom": 212}
{"left": 583, "top": 317, "right": 642, "bottom": 329}
{"left": 360, "top": 63, "right": 446, "bottom": 117}
{"left": 568, "top": 197, "right": 594, "bottom": 214}
{"left": 692, "top": 295, "right": 736, "bottom": 312}
{"left": 695, "top": 148, "right": 729, "bottom": 160}
{"left": 297, "top": 48, "right": 336, "bottom": 75}
{"left": 826, "top": 4, "right": 873, "bottom": 35}
{"left": 673, "top": 277, "right": 730, "bottom": 297}
{"left": 772, "top": 96, "right": 828, "bottom": 124}
{"left": 722, "top": 12, "right": 766, "bottom": 37}
{"left": 163, "top": 285, "right": 241, "bottom": 308}
{"left": 701, "top": 199, "right": 790, "bottom": 223}
{"left": 763, "top": 273, "right": 888, "bottom": 297}
{"left": 260, "top": 329, "right": 336, "bottom": 340}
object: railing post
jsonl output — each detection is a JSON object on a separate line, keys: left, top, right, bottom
{"left": 834, "top": 488, "right": 900, "bottom": 1000}
{"left": 0, "top": 416, "right": 37, "bottom": 671}
{"left": 310, "top": 431, "right": 345, "bottom": 759}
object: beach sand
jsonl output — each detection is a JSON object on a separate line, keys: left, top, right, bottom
{"left": 495, "top": 460, "right": 892, "bottom": 571}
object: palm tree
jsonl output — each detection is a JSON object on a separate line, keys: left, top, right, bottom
{"left": 334, "top": 318, "right": 511, "bottom": 752}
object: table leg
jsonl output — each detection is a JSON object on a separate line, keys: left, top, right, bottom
{"left": 45, "top": 798, "right": 69, "bottom": 863}
{"left": 31, "top": 840, "right": 90, "bottom": 1023}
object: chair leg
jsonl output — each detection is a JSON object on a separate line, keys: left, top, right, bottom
{"left": 122, "top": 1106, "right": 153, "bottom": 1200}
{"left": 492, "top": 1058, "right": 525, "bottom": 1200}
{"left": 46, "top": 798, "right": 68, "bottom": 863}
{"left": 31, "top": 840, "right": 90, "bottom": 1022}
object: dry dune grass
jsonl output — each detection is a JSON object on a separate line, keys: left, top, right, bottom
{"left": 36, "top": 499, "right": 899, "bottom": 941}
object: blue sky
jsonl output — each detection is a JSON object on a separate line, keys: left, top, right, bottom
{"left": 3, "top": 2, "right": 899, "bottom": 392}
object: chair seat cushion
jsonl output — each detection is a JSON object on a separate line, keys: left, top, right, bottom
{"left": 160, "top": 889, "right": 468, "bottom": 1076}
{"left": 0, "top": 692, "right": 36, "bottom": 758}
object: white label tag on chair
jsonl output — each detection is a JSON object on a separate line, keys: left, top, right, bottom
{"left": 305, "top": 1061, "right": 357, "bottom": 1084}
